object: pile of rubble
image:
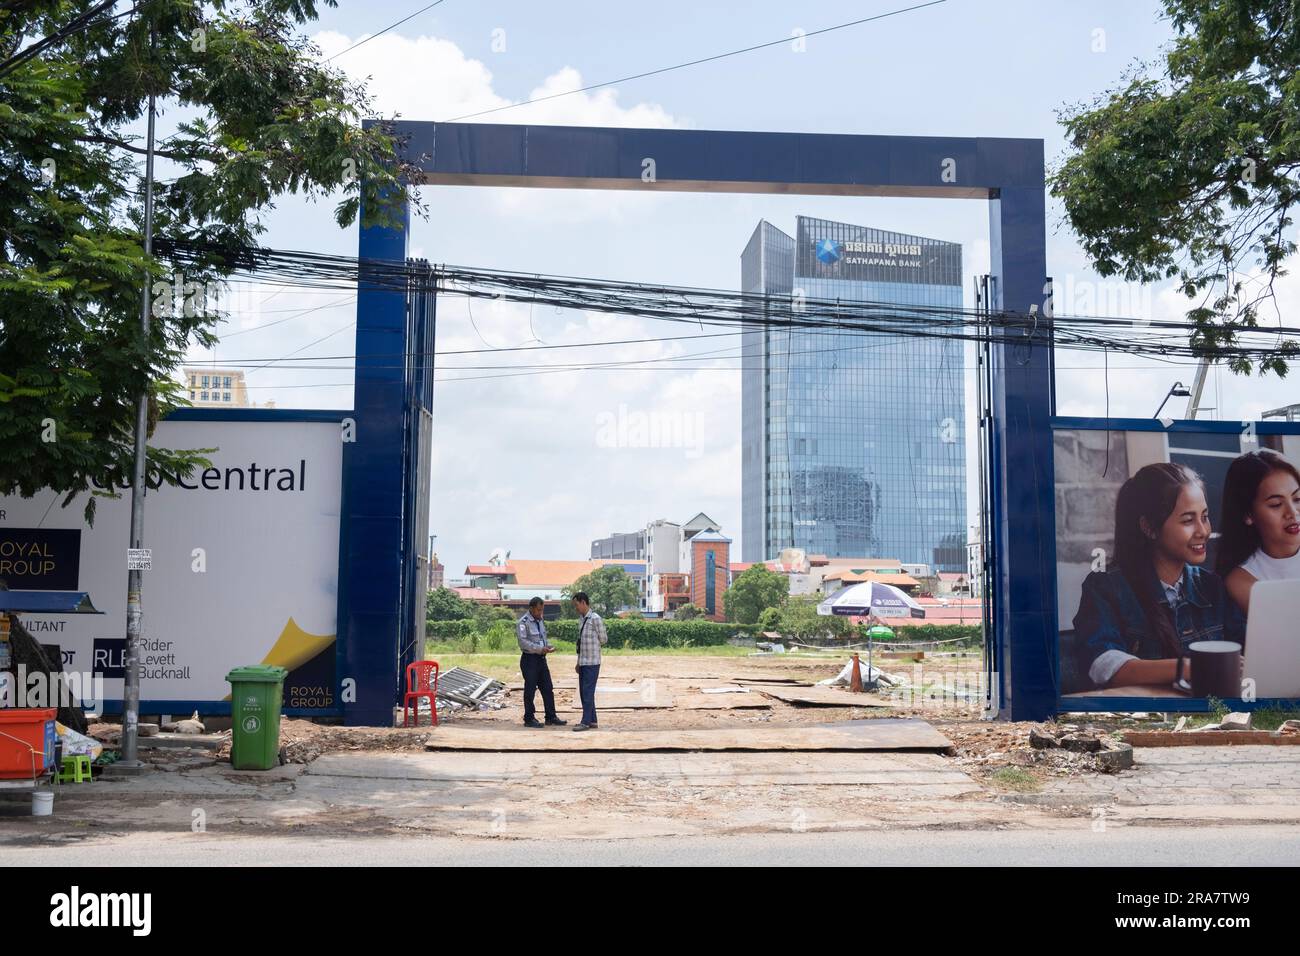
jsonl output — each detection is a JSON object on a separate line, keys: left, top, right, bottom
{"left": 1028, "top": 723, "right": 1133, "bottom": 772}
{"left": 943, "top": 720, "right": 1133, "bottom": 778}
{"left": 272, "top": 719, "right": 433, "bottom": 764}
{"left": 435, "top": 667, "right": 506, "bottom": 717}
{"left": 1172, "top": 713, "right": 1300, "bottom": 733}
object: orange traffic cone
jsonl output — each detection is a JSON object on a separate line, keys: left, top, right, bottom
{"left": 849, "top": 653, "right": 863, "bottom": 693}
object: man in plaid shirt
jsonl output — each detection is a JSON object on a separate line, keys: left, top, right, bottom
{"left": 571, "top": 591, "right": 608, "bottom": 731}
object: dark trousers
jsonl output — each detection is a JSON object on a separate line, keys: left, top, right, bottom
{"left": 577, "top": 663, "right": 600, "bottom": 726}
{"left": 520, "top": 653, "right": 557, "bottom": 722}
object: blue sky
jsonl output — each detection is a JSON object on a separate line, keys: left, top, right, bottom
{"left": 178, "top": 0, "right": 1300, "bottom": 576}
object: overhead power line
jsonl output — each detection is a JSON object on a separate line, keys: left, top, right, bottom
{"left": 442, "top": 1, "right": 949, "bottom": 123}
{"left": 325, "top": 0, "right": 450, "bottom": 62}
{"left": 155, "top": 238, "right": 1300, "bottom": 366}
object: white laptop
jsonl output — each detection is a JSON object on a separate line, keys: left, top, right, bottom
{"left": 1243, "top": 580, "right": 1300, "bottom": 699}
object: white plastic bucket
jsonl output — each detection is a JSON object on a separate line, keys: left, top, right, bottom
{"left": 32, "top": 791, "right": 53, "bottom": 816}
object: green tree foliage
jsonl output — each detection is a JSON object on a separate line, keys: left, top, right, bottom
{"left": 427, "top": 617, "right": 757, "bottom": 649}
{"left": 425, "top": 619, "right": 476, "bottom": 640}
{"left": 0, "top": 1, "right": 419, "bottom": 518}
{"left": 544, "top": 618, "right": 739, "bottom": 648}
{"left": 674, "top": 602, "right": 702, "bottom": 620}
{"left": 1051, "top": 0, "right": 1300, "bottom": 374}
{"left": 564, "top": 565, "right": 640, "bottom": 617}
{"left": 723, "top": 564, "right": 789, "bottom": 624}
{"left": 484, "top": 620, "right": 512, "bottom": 651}
{"left": 471, "top": 602, "right": 515, "bottom": 630}
{"left": 777, "top": 595, "right": 852, "bottom": 642}
{"left": 425, "top": 587, "right": 474, "bottom": 621}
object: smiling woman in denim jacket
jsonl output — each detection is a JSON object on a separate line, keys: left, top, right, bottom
{"left": 1073, "top": 462, "right": 1245, "bottom": 690}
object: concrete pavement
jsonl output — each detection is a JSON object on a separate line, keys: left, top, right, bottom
{"left": 2, "top": 826, "right": 1297, "bottom": 866}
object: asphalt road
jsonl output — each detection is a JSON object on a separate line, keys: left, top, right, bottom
{"left": 3, "top": 826, "right": 1298, "bottom": 866}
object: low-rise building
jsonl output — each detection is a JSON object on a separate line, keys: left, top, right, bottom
{"left": 590, "top": 530, "right": 646, "bottom": 560}
{"left": 181, "top": 367, "right": 275, "bottom": 408}
{"left": 686, "top": 530, "right": 731, "bottom": 621}
{"left": 455, "top": 557, "right": 646, "bottom": 616}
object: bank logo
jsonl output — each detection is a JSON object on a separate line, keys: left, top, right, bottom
{"left": 814, "top": 238, "right": 843, "bottom": 264}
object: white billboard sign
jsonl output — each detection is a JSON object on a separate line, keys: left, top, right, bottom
{"left": 0, "top": 418, "right": 343, "bottom": 712}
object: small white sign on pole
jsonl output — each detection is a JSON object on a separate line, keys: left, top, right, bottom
{"left": 127, "top": 549, "right": 152, "bottom": 571}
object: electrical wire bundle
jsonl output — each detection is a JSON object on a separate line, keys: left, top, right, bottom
{"left": 157, "top": 238, "right": 1300, "bottom": 367}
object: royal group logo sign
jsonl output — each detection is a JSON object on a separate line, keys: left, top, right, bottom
{"left": 0, "top": 528, "right": 81, "bottom": 590}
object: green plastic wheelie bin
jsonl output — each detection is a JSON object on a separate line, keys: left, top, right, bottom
{"left": 225, "top": 665, "right": 288, "bottom": 770}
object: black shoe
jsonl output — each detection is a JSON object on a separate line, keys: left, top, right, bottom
{"left": 523, "top": 719, "right": 544, "bottom": 728}
{"left": 544, "top": 717, "right": 568, "bottom": 726}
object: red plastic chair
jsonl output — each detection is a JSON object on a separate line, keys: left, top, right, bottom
{"left": 403, "top": 661, "right": 439, "bottom": 727}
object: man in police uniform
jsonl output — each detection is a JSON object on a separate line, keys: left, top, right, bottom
{"left": 516, "top": 596, "right": 566, "bottom": 728}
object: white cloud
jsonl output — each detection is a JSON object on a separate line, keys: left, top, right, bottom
{"left": 314, "top": 30, "right": 508, "bottom": 122}
{"left": 427, "top": 291, "right": 742, "bottom": 572}
{"left": 313, "top": 30, "right": 685, "bottom": 225}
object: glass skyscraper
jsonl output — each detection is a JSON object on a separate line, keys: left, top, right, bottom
{"left": 740, "top": 216, "right": 966, "bottom": 571}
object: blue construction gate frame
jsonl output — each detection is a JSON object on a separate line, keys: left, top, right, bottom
{"left": 349, "top": 121, "right": 1055, "bottom": 724}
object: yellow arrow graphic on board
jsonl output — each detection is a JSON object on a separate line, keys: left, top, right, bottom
{"left": 221, "top": 618, "right": 334, "bottom": 701}
{"left": 259, "top": 617, "right": 335, "bottom": 672}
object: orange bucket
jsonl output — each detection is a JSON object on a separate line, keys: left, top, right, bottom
{"left": 0, "top": 708, "right": 57, "bottom": 779}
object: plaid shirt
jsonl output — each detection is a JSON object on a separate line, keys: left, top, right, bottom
{"left": 575, "top": 611, "right": 608, "bottom": 666}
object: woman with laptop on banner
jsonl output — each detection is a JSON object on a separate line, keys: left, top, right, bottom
{"left": 1218, "top": 449, "right": 1300, "bottom": 610}
{"left": 1212, "top": 448, "right": 1300, "bottom": 700}
{"left": 1072, "top": 462, "right": 1245, "bottom": 692}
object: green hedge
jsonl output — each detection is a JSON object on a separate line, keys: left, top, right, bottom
{"left": 427, "top": 616, "right": 752, "bottom": 648}
{"left": 875, "top": 624, "right": 982, "bottom": 645}
{"left": 543, "top": 618, "right": 741, "bottom": 648}
{"left": 426, "top": 619, "right": 477, "bottom": 640}
{"left": 428, "top": 617, "right": 975, "bottom": 647}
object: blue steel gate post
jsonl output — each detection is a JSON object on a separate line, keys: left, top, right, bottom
{"left": 988, "top": 176, "right": 1055, "bottom": 719}
{"left": 345, "top": 193, "right": 412, "bottom": 726}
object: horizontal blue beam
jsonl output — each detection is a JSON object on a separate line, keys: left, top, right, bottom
{"left": 165, "top": 408, "right": 352, "bottom": 423}
{"left": 91, "top": 699, "right": 341, "bottom": 718}
{"left": 384, "top": 121, "right": 1044, "bottom": 196}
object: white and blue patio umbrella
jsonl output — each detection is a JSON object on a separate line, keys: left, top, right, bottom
{"left": 816, "top": 581, "right": 926, "bottom": 619}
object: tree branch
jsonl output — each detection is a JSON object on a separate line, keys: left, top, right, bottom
{"left": 75, "top": 134, "right": 214, "bottom": 163}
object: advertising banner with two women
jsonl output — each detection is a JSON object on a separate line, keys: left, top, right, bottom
{"left": 1055, "top": 420, "right": 1300, "bottom": 706}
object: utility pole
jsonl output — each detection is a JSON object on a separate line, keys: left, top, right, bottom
{"left": 115, "top": 54, "right": 158, "bottom": 776}
{"left": 1184, "top": 357, "right": 1212, "bottom": 419}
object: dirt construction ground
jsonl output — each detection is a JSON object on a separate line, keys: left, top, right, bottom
{"left": 2, "top": 652, "right": 1299, "bottom": 844}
